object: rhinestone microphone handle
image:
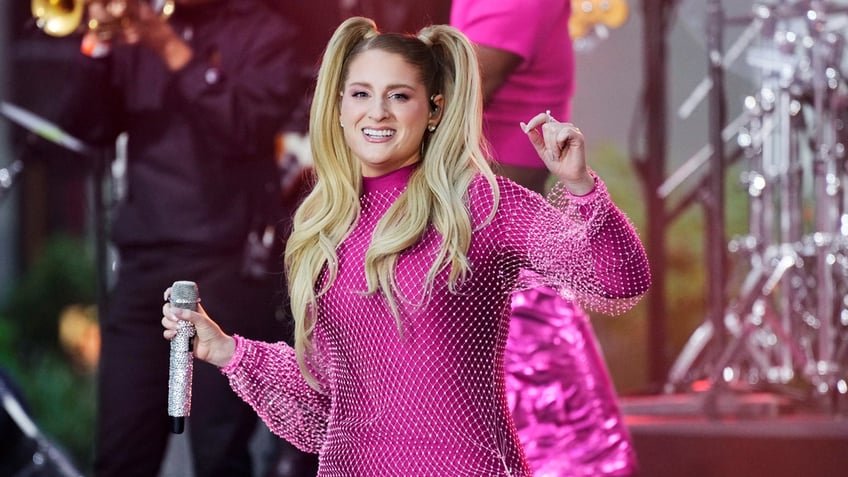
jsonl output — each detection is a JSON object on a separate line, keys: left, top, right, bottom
{"left": 168, "top": 280, "right": 197, "bottom": 434}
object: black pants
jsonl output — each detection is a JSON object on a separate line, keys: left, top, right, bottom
{"left": 94, "top": 245, "right": 313, "bottom": 477}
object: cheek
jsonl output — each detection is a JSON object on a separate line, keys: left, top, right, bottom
{"left": 342, "top": 125, "right": 356, "bottom": 145}
{"left": 401, "top": 106, "right": 429, "bottom": 128}
{"left": 339, "top": 96, "right": 364, "bottom": 117}
{"left": 338, "top": 99, "right": 351, "bottom": 122}
{"left": 340, "top": 105, "right": 363, "bottom": 129}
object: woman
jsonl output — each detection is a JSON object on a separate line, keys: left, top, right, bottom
{"left": 162, "top": 16, "right": 650, "bottom": 476}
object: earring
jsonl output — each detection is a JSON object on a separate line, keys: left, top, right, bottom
{"left": 429, "top": 94, "right": 440, "bottom": 114}
{"left": 428, "top": 124, "right": 436, "bottom": 132}
{"left": 340, "top": 120, "right": 344, "bottom": 128}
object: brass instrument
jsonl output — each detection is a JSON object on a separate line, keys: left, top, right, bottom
{"left": 569, "top": 0, "right": 629, "bottom": 40}
{"left": 31, "top": 0, "right": 175, "bottom": 38}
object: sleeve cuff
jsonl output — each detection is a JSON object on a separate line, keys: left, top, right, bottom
{"left": 565, "top": 173, "right": 600, "bottom": 201}
{"left": 219, "top": 334, "right": 247, "bottom": 375}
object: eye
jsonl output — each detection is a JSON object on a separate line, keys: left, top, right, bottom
{"left": 388, "top": 92, "right": 410, "bottom": 101}
{"left": 351, "top": 90, "right": 369, "bottom": 99}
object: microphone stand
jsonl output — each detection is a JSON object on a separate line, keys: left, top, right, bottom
{"left": 1, "top": 101, "right": 111, "bottom": 319}
{"left": 0, "top": 376, "right": 85, "bottom": 477}
{"left": 701, "top": 0, "right": 728, "bottom": 418}
{"left": 91, "top": 148, "right": 110, "bottom": 319}
{"left": 705, "top": 0, "right": 727, "bottom": 364}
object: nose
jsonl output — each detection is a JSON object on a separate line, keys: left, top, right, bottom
{"left": 367, "top": 97, "right": 389, "bottom": 120}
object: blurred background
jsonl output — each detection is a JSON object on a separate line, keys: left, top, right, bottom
{"left": 2, "top": 1, "right": 847, "bottom": 476}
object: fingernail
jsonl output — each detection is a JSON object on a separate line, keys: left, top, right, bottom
{"left": 520, "top": 122, "right": 528, "bottom": 133}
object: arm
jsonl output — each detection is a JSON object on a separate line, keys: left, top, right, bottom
{"left": 162, "top": 302, "right": 329, "bottom": 453}
{"left": 451, "top": 0, "right": 561, "bottom": 105}
{"left": 501, "top": 175, "right": 650, "bottom": 316}
{"left": 475, "top": 44, "right": 522, "bottom": 105}
{"left": 501, "top": 114, "right": 651, "bottom": 314}
{"left": 222, "top": 336, "right": 330, "bottom": 453}
{"left": 89, "top": 1, "right": 307, "bottom": 156}
{"left": 83, "top": 1, "right": 192, "bottom": 71}
{"left": 164, "top": 7, "right": 307, "bottom": 156}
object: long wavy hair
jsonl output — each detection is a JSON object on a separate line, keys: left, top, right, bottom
{"left": 284, "top": 16, "right": 499, "bottom": 388}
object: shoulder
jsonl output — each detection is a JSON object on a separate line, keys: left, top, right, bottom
{"left": 466, "top": 173, "right": 540, "bottom": 220}
{"left": 451, "top": 0, "right": 568, "bottom": 57}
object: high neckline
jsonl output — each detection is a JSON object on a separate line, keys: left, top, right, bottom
{"left": 361, "top": 164, "right": 417, "bottom": 195}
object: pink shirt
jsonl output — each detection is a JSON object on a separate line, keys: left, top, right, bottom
{"left": 451, "top": 0, "right": 574, "bottom": 168}
{"left": 222, "top": 167, "right": 649, "bottom": 476}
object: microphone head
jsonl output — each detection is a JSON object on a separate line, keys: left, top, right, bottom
{"left": 170, "top": 281, "right": 198, "bottom": 310}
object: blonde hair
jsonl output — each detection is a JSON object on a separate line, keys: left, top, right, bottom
{"left": 284, "top": 17, "right": 499, "bottom": 388}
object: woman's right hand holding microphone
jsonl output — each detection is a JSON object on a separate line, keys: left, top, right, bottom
{"left": 162, "top": 287, "right": 235, "bottom": 368}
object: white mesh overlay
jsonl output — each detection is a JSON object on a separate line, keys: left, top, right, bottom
{"left": 223, "top": 171, "right": 650, "bottom": 476}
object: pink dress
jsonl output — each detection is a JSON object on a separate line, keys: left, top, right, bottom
{"left": 450, "top": 0, "right": 574, "bottom": 168}
{"left": 221, "top": 165, "right": 649, "bottom": 476}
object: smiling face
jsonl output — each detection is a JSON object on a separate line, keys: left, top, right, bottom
{"left": 339, "top": 48, "right": 441, "bottom": 177}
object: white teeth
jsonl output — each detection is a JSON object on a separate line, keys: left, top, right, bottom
{"left": 363, "top": 128, "right": 394, "bottom": 138}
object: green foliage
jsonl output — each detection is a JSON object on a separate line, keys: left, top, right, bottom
{"left": 581, "top": 143, "right": 750, "bottom": 394}
{"left": 0, "top": 318, "right": 19, "bottom": 364}
{"left": 2, "top": 235, "right": 96, "bottom": 360}
{"left": 0, "top": 235, "right": 97, "bottom": 474}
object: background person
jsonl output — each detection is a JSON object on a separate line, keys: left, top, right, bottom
{"left": 56, "top": 0, "right": 318, "bottom": 475}
{"left": 450, "top": 0, "right": 574, "bottom": 194}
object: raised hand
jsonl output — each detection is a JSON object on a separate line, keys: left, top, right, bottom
{"left": 521, "top": 111, "right": 595, "bottom": 195}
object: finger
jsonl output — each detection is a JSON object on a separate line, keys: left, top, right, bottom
{"left": 521, "top": 125, "right": 546, "bottom": 159}
{"left": 560, "top": 122, "right": 582, "bottom": 136}
{"left": 162, "top": 315, "right": 178, "bottom": 329}
{"left": 542, "top": 123, "right": 563, "bottom": 161}
{"left": 88, "top": 2, "right": 108, "bottom": 20}
{"left": 555, "top": 126, "right": 573, "bottom": 153}
{"left": 556, "top": 123, "right": 584, "bottom": 152}
{"left": 166, "top": 306, "right": 193, "bottom": 324}
{"left": 521, "top": 112, "right": 551, "bottom": 133}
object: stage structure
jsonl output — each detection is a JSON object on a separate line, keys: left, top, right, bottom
{"left": 665, "top": 0, "right": 848, "bottom": 415}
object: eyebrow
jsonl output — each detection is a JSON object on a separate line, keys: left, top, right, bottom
{"left": 346, "top": 81, "right": 418, "bottom": 91}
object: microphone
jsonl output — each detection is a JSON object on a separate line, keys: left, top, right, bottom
{"left": 168, "top": 280, "right": 198, "bottom": 434}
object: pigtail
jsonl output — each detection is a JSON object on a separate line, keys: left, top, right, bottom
{"left": 287, "top": 17, "right": 380, "bottom": 390}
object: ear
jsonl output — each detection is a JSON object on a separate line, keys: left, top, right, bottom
{"left": 429, "top": 93, "right": 445, "bottom": 124}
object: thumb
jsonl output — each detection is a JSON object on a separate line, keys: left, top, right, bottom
{"left": 190, "top": 303, "right": 224, "bottom": 339}
{"left": 520, "top": 122, "right": 546, "bottom": 159}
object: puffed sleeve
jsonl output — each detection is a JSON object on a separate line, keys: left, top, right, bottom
{"left": 495, "top": 175, "right": 651, "bottom": 315}
{"left": 221, "top": 335, "right": 330, "bottom": 453}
